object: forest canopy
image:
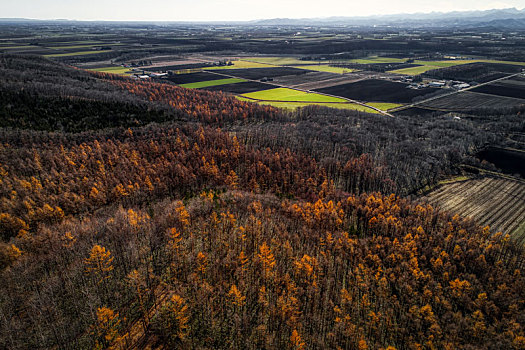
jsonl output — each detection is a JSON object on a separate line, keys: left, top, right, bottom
{"left": 0, "top": 54, "right": 523, "bottom": 350}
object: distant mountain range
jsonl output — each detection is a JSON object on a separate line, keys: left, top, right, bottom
{"left": 1, "top": 8, "right": 525, "bottom": 29}
{"left": 250, "top": 8, "right": 525, "bottom": 28}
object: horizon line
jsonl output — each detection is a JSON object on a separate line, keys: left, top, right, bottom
{"left": 1, "top": 6, "right": 524, "bottom": 23}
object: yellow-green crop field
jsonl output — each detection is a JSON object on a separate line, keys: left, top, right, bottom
{"left": 366, "top": 102, "right": 404, "bottom": 111}
{"left": 179, "top": 78, "right": 245, "bottom": 89}
{"left": 237, "top": 97, "right": 378, "bottom": 113}
{"left": 242, "top": 88, "right": 346, "bottom": 103}
{"left": 87, "top": 66, "right": 133, "bottom": 75}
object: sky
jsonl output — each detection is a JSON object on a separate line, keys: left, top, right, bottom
{"left": 1, "top": 0, "right": 524, "bottom": 21}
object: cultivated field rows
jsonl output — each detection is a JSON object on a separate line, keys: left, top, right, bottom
{"left": 420, "top": 91, "right": 525, "bottom": 111}
{"left": 426, "top": 177, "right": 525, "bottom": 241}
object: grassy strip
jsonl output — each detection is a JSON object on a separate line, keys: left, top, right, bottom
{"left": 179, "top": 78, "right": 246, "bottom": 89}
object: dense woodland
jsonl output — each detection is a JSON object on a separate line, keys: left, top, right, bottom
{"left": 0, "top": 54, "right": 524, "bottom": 349}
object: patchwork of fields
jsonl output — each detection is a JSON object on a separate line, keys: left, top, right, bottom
{"left": 314, "top": 79, "right": 441, "bottom": 103}
{"left": 426, "top": 177, "right": 525, "bottom": 242}
{"left": 3, "top": 37, "right": 523, "bottom": 114}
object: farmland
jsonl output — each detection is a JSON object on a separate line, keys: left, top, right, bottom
{"left": 424, "top": 62, "right": 523, "bottom": 82}
{"left": 389, "top": 65, "right": 440, "bottom": 75}
{"left": 165, "top": 72, "right": 228, "bottom": 84}
{"left": 212, "top": 67, "right": 308, "bottom": 80}
{"left": 242, "top": 56, "right": 322, "bottom": 65}
{"left": 470, "top": 77, "right": 525, "bottom": 99}
{"left": 418, "top": 91, "right": 525, "bottom": 111}
{"left": 314, "top": 79, "right": 441, "bottom": 103}
{"left": 293, "top": 65, "right": 354, "bottom": 74}
{"left": 242, "top": 87, "right": 348, "bottom": 103}
{"left": 44, "top": 50, "right": 112, "bottom": 57}
{"left": 202, "top": 81, "right": 278, "bottom": 93}
{"left": 179, "top": 78, "right": 246, "bottom": 89}
{"left": 270, "top": 71, "right": 340, "bottom": 86}
{"left": 426, "top": 177, "right": 525, "bottom": 242}
{"left": 237, "top": 97, "right": 378, "bottom": 112}
{"left": 204, "top": 60, "right": 274, "bottom": 69}
{"left": 86, "top": 66, "right": 132, "bottom": 75}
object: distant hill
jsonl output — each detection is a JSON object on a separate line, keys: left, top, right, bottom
{"left": 251, "top": 8, "right": 525, "bottom": 28}
{"left": 1, "top": 8, "right": 525, "bottom": 29}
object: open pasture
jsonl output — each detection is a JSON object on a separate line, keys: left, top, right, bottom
{"left": 426, "top": 177, "right": 525, "bottom": 241}
{"left": 202, "top": 81, "right": 278, "bottom": 94}
{"left": 314, "top": 79, "right": 440, "bottom": 103}
{"left": 211, "top": 67, "right": 308, "bottom": 80}
{"left": 419, "top": 91, "right": 525, "bottom": 111}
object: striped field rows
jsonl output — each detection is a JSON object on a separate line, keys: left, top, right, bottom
{"left": 426, "top": 177, "right": 525, "bottom": 242}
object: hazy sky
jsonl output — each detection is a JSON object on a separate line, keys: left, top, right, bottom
{"left": 2, "top": 0, "right": 524, "bottom": 21}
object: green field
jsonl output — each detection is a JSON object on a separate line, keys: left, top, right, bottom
{"left": 242, "top": 88, "right": 347, "bottom": 103}
{"left": 179, "top": 78, "right": 246, "bottom": 89}
{"left": 87, "top": 66, "right": 133, "bottom": 75}
{"left": 295, "top": 65, "right": 354, "bottom": 74}
{"left": 204, "top": 60, "right": 274, "bottom": 69}
{"left": 239, "top": 88, "right": 378, "bottom": 113}
{"left": 45, "top": 50, "right": 112, "bottom": 57}
{"left": 237, "top": 97, "right": 378, "bottom": 113}
{"left": 366, "top": 102, "right": 404, "bottom": 111}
